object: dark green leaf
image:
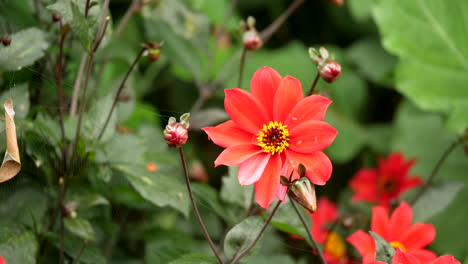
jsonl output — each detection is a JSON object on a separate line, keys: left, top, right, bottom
{"left": 0, "top": 224, "right": 38, "bottom": 264}
{"left": 370, "top": 231, "right": 395, "bottom": 263}
{"left": 64, "top": 217, "right": 96, "bottom": 241}
{"left": 192, "top": 183, "right": 237, "bottom": 224}
{"left": 0, "top": 83, "right": 30, "bottom": 118}
{"left": 270, "top": 202, "right": 310, "bottom": 242}
{"left": 168, "top": 253, "right": 218, "bottom": 264}
{"left": 0, "top": 28, "right": 48, "bottom": 72}
{"left": 224, "top": 216, "right": 264, "bottom": 259}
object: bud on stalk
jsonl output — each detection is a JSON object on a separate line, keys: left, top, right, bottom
{"left": 319, "top": 60, "right": 341, "bottom": 83}
{"left": 288, "top": 177, "right": 317, "bottom": 213}
{"left": 164, "top": 113, "right": 190, "bottom": 148}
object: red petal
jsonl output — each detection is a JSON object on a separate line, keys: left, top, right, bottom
{"left": 388, "top": 202, "right": 412, "bottom": 241}
{"left": 401, "top": 177, "right": 424, "bottom": 192}
{"left": 311, "top": 197, "right": 338, "bottom": 243}
{"left": 371, "top": 206, "right": 390, "bottom": 240}
{"left": 289, "top": 121, "right": 338, "bottom": 153}
{"left": 224, "top": 88, "right": 269, "bottom": 134}
{"left": 350, "top": 169, "right": 378, "bottom": 202}
{"left": 202, "top": 120, "right": 254, "bottom": 148}
{"left": 214, "top": 144, "right": 261, "bottom": 167}
{"left": 392, "top": 250, "right": 421, "bottom": 264}
{"left": 285, "top": 150, "right": 332, "bottom": 185}
{"left": 347, "top": 230, "right": 376, "bottom": 260}
{"left": 238, "top": 153, "right": 270, "bottom": 185}
{"left": 409, "top": 249, "right": 438, "bottom": 263}
{"left": 273, "top": 76, "right": 303, "bottom": 121}
{"left": 276, "top": 160, "right": 290, "bottom": 201}
{"left": 400, "top": 223, "right": 436, "bottom": 250}
{"left": 254, "top": 154, "right": 282, "bottom": 209}
{"left": 431, "top": 255, "right": 461, "bottom": 264}
{"left": 251, "top": 67, "right": 282, "bottom": 119}
{"left": 285, "top": 95, "right": 332, "bottom": 129}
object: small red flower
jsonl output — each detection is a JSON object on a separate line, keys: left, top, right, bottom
{"left": 349, "top": 152, "right": 423, "bottom": 208}
{"left": 347, "top": 202, "right": 437, "bottom": 264}
{"left": 370, "top": 249, "right": 461, "bottom": 264}
{"left": 203, "top": 67, "right": 337, "bottom": 209}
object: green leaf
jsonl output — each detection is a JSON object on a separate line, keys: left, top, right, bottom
{"left": 224, "top": 216, "right": 264, "bottom": 260}
{"left": 169, "top": 253, "right": 218, "bottom": 264}
{"left": 270, "top": 202, "right": 311, "bottom": 242}
{"left": 83, "top": 93, "right": 117, "bottom": 142}
{"left": 0, "top": 225, "right": 38, "bottom": 264}
{"left": 48, "top": 0, "right": 96, "bottom": 51}
{"left": 115, "top": 164, "right": 190, "bottom": 217}
{"left": 192, "top": 183, "right": 236, "bottom": 224}
{"left": 370, "top": 232, "right": 395, "bottom": 263}
{"left": 64, "top": 217, "right": 96, "bottom": 241}
{"left": 0, "top": 28, "right": 48, "bottom": 72}
{"left": 412, "top": 181, "right": 464, "bottom": 222}
{"left": 47, "top": 232, "right": 106, "bottom": 264}
{"left": 347, "top": 0, "right": 376, "bottom": 22}
{"left": 374, "top": 0, "right": 468, "bottom": 133}
{"left": 242, "top": 255, "right": 296, "bottom": 264}
{"left": 0, "top": 83, "right": 30, "bottom": 118}
{"left": 220, "top": 166, "right": 252, "bottom": 209}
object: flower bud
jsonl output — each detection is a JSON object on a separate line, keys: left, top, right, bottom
{"left": 143, "top": 42, "right": 163, "bottom": 62}
{"left": 1, "top": 35, "right": 11, "bottom": 47}
{"left": 288, "top": 177, "right": 317, "bottom": 213}
{"left": 243, "top": 30, "right": 263, "bottom": 51}
{"left": 52, "top": 12, "right": 62, "bottom": 22}
{"left": 164, "top": 113, "right": 190, "bottom": 148}
{"left": 319, "top": 60, "right": 341, "bottom": 83}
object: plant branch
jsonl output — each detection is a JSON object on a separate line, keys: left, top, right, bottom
{"left": 260, "top": 0, "right": 306, "bottom": 43}
{"left": 84, "top": 0, "right": 91, "bottom": 18}
{"left": 289, "top": 196, "right": 327, "bottom": 264}
{"left": 58, "top": 177, "right": 65, "bottom": 264}
{"left": 410, "top": 136, "right": 464, "bottom": 205}
{"left": 237, "top": 48, "right": 247, "bottom": 88}
{"left": 96, "top": 47, "right": 145, "bottom": 141}
{"left": 307, "top": 72, "right": 320, "bottom": 96}
{"left": 115, "top": 0, "right": 141, "bottom": 37}
{"left": 69, "top": 54, "right": 88, "bottom": 117}
{"left": 178, "top": 148, "right": 223, "bottom": 263}
{"left": 56, "top": 23, "right": 69, "bottom": 156}
{"left": 229, "top": 200, "right": 282, "bottom": 264}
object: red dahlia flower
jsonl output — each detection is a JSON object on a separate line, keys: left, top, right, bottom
{"left": 349, "top": 152, "right": 423, "bottom": 208}
{"left": 347, "top": 202, "right": 436, "bottom": 264}
{"left": 202, "top": 67, "right": 337, "bottom": 209}
{"left": 370, "top": 249, "right": 460, "bottom": 264}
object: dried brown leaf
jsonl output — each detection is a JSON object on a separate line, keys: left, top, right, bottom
{"left": 0, "top": 99, "right": 21, "bottom": 183}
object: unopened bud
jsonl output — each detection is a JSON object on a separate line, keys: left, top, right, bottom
{"left": 319, "top": 60, "right": 341, "bottom": 83}
{"left": 52, "top": 12, "right": 61, "bottom": 22}
{"left": 288, "top": 177, "right": 317, "bottom": 213}
{"left": 1, "top": 35, "right": 11, "bottom": 46}
{"left": 143, "top": 42, "right": 163, "bottom": 62}
{"left": 243, "top": 30, "right": 263, "bottom": 51}
{"left": 164, "top": 113, "right": 190, "bottom": 148}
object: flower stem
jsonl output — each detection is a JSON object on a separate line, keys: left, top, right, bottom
{"left": 178, "top": 148, "right": 223, "bottom": 264}
{"left": 307, "top": 72, "right": 320, "bottom": 96}
{"left": 237, "top": 48, "right": 247, "bottom": 88}
{"left": 289, "top": 196, "right": 327, "bottom": 264}
{"left": 229, "top": 200, "right": 282, "bottom": 264}
{"left": 410, "top": 136, "right": 464, "bottom": 205}
{"left": 115, "top": 0, "right": 141, "bottom": 37}
{"left": 96, "top": 47, "right": 145, "bottom": 141}
{"left": 58, "top": 177, "right": 65, "bottom": 264}
{"left": 72, "top": 240, "right": 87, "bottom": 264}
{"left": 56, "top": 23, "right": 69, "bottom": 162}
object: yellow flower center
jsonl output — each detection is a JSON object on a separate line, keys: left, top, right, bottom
{"left": 390, "top": 241, "right": 407, "bottom": 252}
{"left": 257, "top": 121, "right": 290, "bottom": 155}
{"left": 324, "top": 232, "right": 347, "bottom": 259}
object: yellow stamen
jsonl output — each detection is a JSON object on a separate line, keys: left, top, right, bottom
{"left": 324, "top": 232, "right": 347, "bottom": 259}
{"left": 390, "top": 241, "right": 407, "bottom": 252}
{"left": 257, "top": 121, "right": 290, "bottom": 155}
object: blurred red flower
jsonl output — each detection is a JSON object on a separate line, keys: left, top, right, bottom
{"left": 347, "top": 202, "right": 437, "bottom": 264}
{"left": 349, "top": 152, "right": 423, "bottom": 208}
{"left": 0, "top": 256, "right": 5, "bottom": 264}
{"left": 203, "top": 67, "right": 337, "bottom": 209}
{"left": 370, "top": 249, "right": 460, "bottom": 264}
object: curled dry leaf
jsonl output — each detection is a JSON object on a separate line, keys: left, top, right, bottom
{"left": 0, "top": 99, "right": 21, "bottom": 183}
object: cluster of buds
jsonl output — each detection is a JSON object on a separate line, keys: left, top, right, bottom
{"left": 1, "top": 35, "right": 11, "bottom": 47}
{"left": 309, "top": 46, "right": 341, "bottom": 83}
{"left": 240, "top": 16, "right": 263, "bottom": 51}
{"left": 164, "top": 113, "right": 190, "bottom": 148}
{"left": 142, "top": 42, "right": 163, "bottom": 62}
{"left": 280, "top": 164, "right": 317, "bottom": 213}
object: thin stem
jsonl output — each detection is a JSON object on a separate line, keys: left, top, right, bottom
{"left": 229, "top": 200, "right": 282, "bottom": 264}
{"left": 178, "top": 148, "right": 223, "bottom": 263}
{"left": 69, "top": 54, "right": 88, "bottom": 117}
{"left": 96, "top": 47, "right": 145, "bottom": 141}
{"left": 72, "top": 240, "right": 87, "bottom": 264}
{"left": 410, "top": 137, "right": 464, "bottom": 205}
{"left": 115, "top": 0, "right": 140, "bottom": 37}
{"left": 84, "top": 0, "right": 91, "bottom": 18}
{"left": 237, "top": 48, "right": 247, "bottom": 88}
{"left": 289, "top": 197, "right": 327, "bottom": 264}
{"left": 260, "top": 0, "right": 306, "bottom": 43}
{"left": 56, "top": 23, "right": 68, "bottom": 153}
{"left": 58, "top": 177, "right": 65, "bottom": 264}
{"left": 307, "top": 72, "right": 320, "bottom": 96}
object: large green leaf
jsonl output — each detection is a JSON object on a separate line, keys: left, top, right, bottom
{"left": 64, "top": 217, "right": 96, "bottom": 241}
{"left": 0, "top": 28, "right": 48, "bottom": 72}
{"left": 391, "top": 101, "right": 468, "bottom": 258}
{"left": 169, "top": 253, "right": 218, "bottom": 264}
{"left": 0, "top": 225, "right": 38, "bottom": 264}
{"left": 374, "top": 0, "right": 468, "bottom": 133}
{"left": 115, "top": 164, "right": 190, "bottom": 217}
{"left": 0, "top": 83, "right": 30, "bottom": 118}
{"left": 224, "top": 216, "right": 264, "bottom": 260}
